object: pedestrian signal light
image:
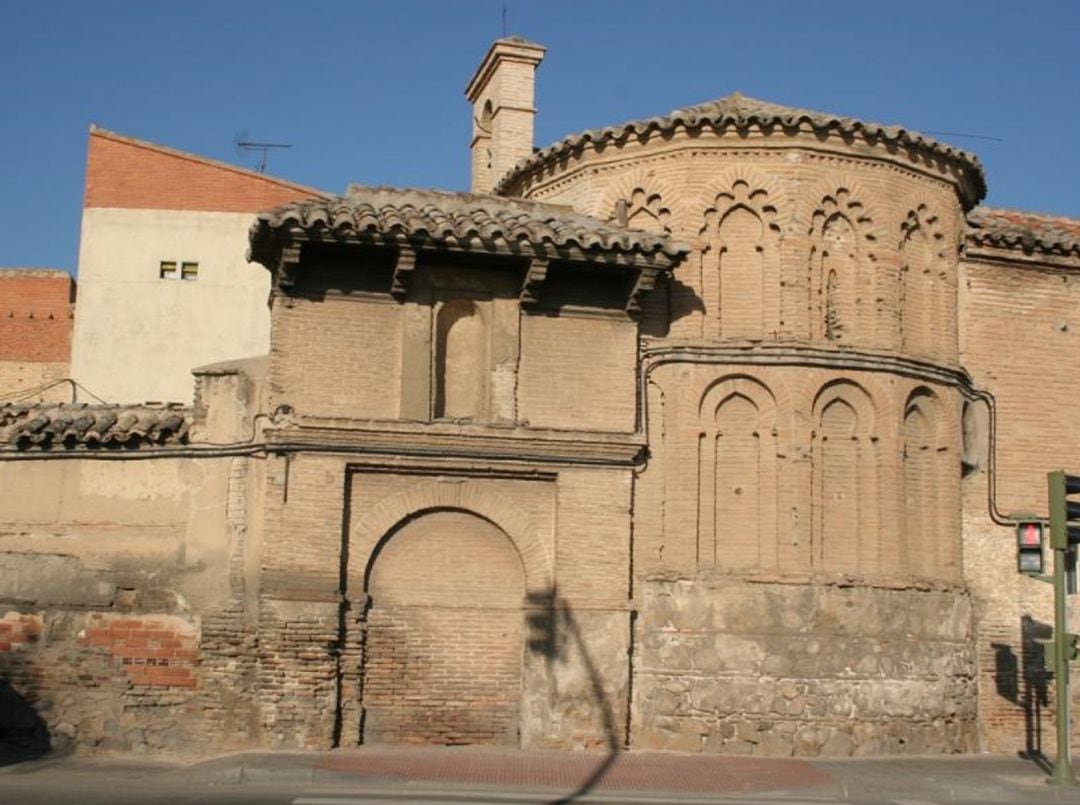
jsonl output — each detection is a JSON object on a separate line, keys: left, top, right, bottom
{"left": 1017, "top": 519, "right": 1045, "bottom": 574}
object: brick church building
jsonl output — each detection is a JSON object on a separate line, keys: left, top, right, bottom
{"left": 1, "top": 38, "right": 1079, "bottom": 758}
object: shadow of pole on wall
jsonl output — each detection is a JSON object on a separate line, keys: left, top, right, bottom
{"left": 994, "top": 615, "right": 1052, "bottom": 772}
{"left": 526, "top": 588, "right": 620, "bottom": 805}
{"left": 1021, "top": 615, "right": 1052, "bottom": 772}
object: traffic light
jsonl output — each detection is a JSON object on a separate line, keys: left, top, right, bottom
{"left": 1044, "top": 472, "right": 1080, "bottom": 785}
{"left": 1048, "top": 471, "right": 1080, "bottom": 550}
{"left": 1048, "top": 471, "right": 1080, "bottom": 594}
{"left": 1016, "top": 519, "right": 1045, "bottom": 574}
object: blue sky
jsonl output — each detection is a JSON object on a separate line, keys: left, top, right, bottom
{"left": 2, "top": 1, "right": 1078, "bottom": 274}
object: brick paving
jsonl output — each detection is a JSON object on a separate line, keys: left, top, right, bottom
{"left": 314, "top": 746, "right": 832, "bottom": 794}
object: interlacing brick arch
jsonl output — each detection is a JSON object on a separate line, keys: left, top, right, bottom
{"left": 349, "top": 480, "right": 553, "bottom": 596}
{"left": 800, "top": 179, "right": 881, "bottom": 344}
{"left": 602, "top": 170, "right": 680, "bottom": 235}
{"left": 697, "top": 167, "right": 784, "bottom": 340}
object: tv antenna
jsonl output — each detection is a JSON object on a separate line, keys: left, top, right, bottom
{"left": 923, "top": 129, "right": 1004, "bottom": 143}
{"left": 234, "top": 131, "right": 292, "bottom": 173}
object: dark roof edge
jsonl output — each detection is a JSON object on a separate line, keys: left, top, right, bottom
{"left": 248, "top": 186, "right": 690, "bottom": 271}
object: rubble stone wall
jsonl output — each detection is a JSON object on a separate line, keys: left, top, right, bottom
{"left": 634, "top": 576, "right": 977, "bottom": 756}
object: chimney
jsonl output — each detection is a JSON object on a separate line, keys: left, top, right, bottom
{"left": 465, "top": 37, "right": 546, "bottom": 194}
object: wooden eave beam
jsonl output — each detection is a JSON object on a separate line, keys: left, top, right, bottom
{"left": 391, "top": 244, "right": 417, "bottom": 299}
{"left": 520, "top": 257, "right": 550, "bottom": 306}
{"left": 275, "top": 243, "right": 302, "bottom": 290}
{"left": 626, "top": 266, "right": 662, "bottom": 315}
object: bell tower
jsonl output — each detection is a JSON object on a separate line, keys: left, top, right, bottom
{"left": 465, "top": 37, "right": 545, "bottom": 194}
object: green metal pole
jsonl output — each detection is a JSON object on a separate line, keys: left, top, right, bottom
{"left": 1051, "top": 542, "right": 1076, "bottom": 785}
{"left": 1050, "top": 471, "right": 1077, "bottom": 785}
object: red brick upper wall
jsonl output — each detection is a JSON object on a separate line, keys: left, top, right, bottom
{"left": 0, "top": 270, "right": 76, "bottom": 362}
{"left": 84, "top": 126, "right": 326, "bottom": 212}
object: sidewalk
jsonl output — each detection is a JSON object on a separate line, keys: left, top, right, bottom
{"left": 6, "top": 745, "right": 1080, "bottom": 803}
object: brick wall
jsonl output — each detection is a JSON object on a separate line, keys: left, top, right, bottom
{"left": 960, "top": 249, "right": 1080, "bottom": 753}
{"left": 518, "top": 313, "right": 637, "bottom": 432}
{"left": 255, "top": 598, "right": 339, "bottom": 748}
{"left": 78, "top": 615, "right": 197, "bottom": 688}
{"left": 84, "top": 127, "right": 322, "bottom": 212}
{"left": 269, "top": 296, "right": 403, "bottom": 422}
{"left": 0, "top": 270, "right": 74, "bottom": 398}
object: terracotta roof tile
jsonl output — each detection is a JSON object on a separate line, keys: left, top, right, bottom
{"left": 494, "top": 92, "right": 987, "bottom": 206}
{"left": 967, "top": 207, "right": 1080, "bottom": 258}
{"left": 0, "top": 403, "right": 190, "bottom": 449}
{"left": 249, "top": 186, "right": 688, "bottom": 269}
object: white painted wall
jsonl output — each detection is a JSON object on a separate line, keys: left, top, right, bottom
{"left": 71, "top": 208, "right": 270, "bottom": 404}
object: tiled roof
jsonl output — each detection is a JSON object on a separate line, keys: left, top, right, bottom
{"left": 967, "top": 207, "right": 1080, "bottom": 258}
{"left": 0, "top": 404, "right": 190, "bottom": 449}
{"left": 494, "top": 92, "right": 987, "bottom": 205}
{"left": 249, "top": 186, "right": 688, "bottom": 268}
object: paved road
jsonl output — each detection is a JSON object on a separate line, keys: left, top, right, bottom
{"left": 3, "top": 748, "right": 1080, "bottom": 804}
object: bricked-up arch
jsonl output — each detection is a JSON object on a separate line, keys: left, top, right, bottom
{"left": 811, "top": 381, "right": 879, "bottom": 575}
{"left": 699, "top": 174, "right": 782, "bottom": 340}
{"left": 362, "top": 510, "right": 525, "bottom": 745}
{"left": 696, "top": 376, "right": 781, "bottom": 570}
{"left": 349, "top": 480, "right": 553, "bottom": 595}
{"left": 903, "top": 388, "right": 947, "bottom": 578}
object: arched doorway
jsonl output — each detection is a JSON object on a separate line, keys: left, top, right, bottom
{"left": 361, "top": 509, "right": 526, "bottom": 745}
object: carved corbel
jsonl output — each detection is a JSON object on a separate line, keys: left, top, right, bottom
{"left": 275, "top": 244, "right": 302, "bottom": 290}
{"left": 520, "top": 257, "right": 550, "bottom": 306}
{"left": 627, "top": 267, "right": 661, "bottom": 315}
{"left": 391, "top": 245, "right": 417, "bottom": 299}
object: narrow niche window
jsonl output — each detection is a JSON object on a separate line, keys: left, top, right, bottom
{"left": 433, "top": 299, "right": 488, "bottom": 420}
